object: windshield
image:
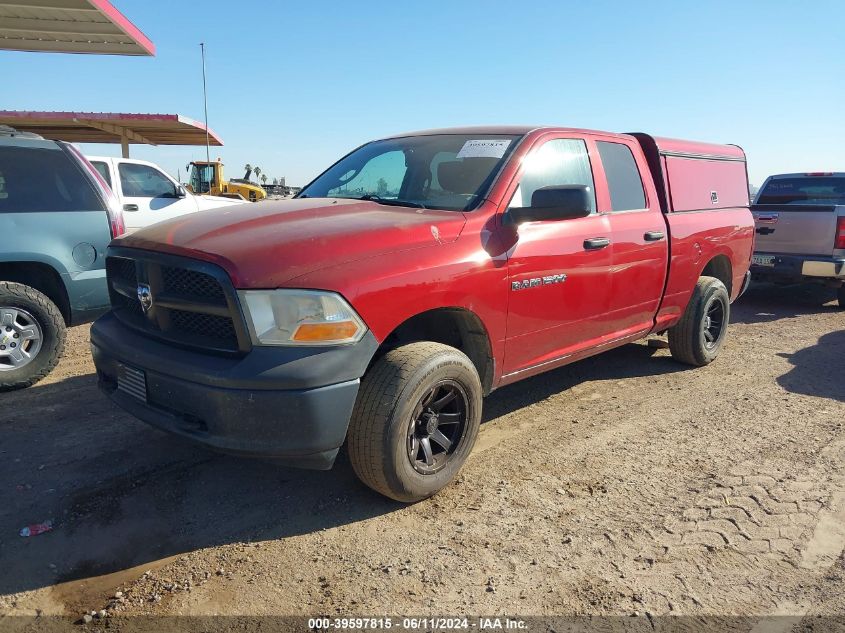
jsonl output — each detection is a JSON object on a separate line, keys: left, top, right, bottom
{"left": 757, "top": 176, "right": 845, "bottom": 205}
{"left": 298, "top": 134, "right": 522, "bottom": 211}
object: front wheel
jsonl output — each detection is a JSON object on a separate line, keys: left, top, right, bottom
{"left": 347, "top": 342, "right": 483, "bottom": 502}
{"left": 668, "top": 276, "right": 730, "bottom": 367}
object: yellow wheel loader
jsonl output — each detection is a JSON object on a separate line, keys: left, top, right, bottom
{"left": 187, "top": 160, "right": 267, "bottom": 202}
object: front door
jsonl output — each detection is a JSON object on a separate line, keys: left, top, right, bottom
{"left": 117, "top": 161, "right": 196, "bottom": 231}
{"left": 502, "top": 136, "right": 615, "bottom": 377}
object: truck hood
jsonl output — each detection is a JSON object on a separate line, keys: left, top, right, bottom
{"left": 116, "top": 197, "right": 467, "bottom": 286}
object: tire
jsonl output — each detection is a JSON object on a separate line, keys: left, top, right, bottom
{"left": 0, "top": 281, "right": 66, "bottom": 391}
{"left": 347, "top": 342, "right": 483, "bottom": 503}
{"left": 668, "top": 276, "right": 730, "bottom": 367}
{"left": 837, "top": 285, "right": 845, "bottom": 309}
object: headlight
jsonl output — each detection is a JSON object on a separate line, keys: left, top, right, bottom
{"left": 238, "top": 289, "right": 367, "bottom": 346}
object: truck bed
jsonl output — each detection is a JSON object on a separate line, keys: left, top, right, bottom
{"left": 630, "top": 133, "right": 754, "bottom": 329}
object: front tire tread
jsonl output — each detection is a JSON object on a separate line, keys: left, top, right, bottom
{"left": 347, "top": 342, "right": 481, "bottom": 502}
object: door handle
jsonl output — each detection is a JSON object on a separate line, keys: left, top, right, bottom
{"left": 644, "top": 230, "right": 665, "bottom": 241}
{"left": 123, "top": 204, "right": 139, "bottom": 212}
{"left": 756, "top": 214, "right": 779, "bottom": 224}
{"left": 583, "top": 237, "right": 610, "bottom": 250}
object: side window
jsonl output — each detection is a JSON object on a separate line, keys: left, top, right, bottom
{"left": 119, "top": 163, "right": 177, "bottom": 198}
{"left": 90, "top": 161, "right": 112, "bottom": 188}
{"left": 510, "top": 139, "right": 595, "bottom": 212}
{"left": 327, "top": 150, "right": 405, "bottom": 198}
{"left": 596, "top": 141, "right": 646, "bottom": 211}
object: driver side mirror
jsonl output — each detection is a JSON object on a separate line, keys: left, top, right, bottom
{"left": 175, "top": 185, "right": 187, "bottom": 198}
{"left": 507, "top": 185, "right": 592, "bottom": 224}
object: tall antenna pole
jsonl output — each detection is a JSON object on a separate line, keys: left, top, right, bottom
{"left": 200, "top": 42, "right": 210, "bottom": 163}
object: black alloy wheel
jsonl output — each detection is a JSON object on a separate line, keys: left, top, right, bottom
{"left": 702, "top": 295, "right": 726, "bottom": 350}
{"left": 406, "top": 380, "right": 469, "bottom": 475}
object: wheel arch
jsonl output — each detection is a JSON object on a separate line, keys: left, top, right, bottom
{"left": 700, "top": 254, "right": 733, "bottom": 296}
{"left": 0, "top": 261, "right": 71, "bottom": 325}
{"left": 372, "top": 307, "right": 495, "bottom": 395}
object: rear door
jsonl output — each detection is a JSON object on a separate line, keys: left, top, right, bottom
{"left": 753, "top": 174, "right": 845, "bottom": 256}
{"left": 502, "top": 135, "right": 614, "bottom": 376}
{"left": 0, "top": 139, "right": 113, "bottom": 315}
{"left": 594, "top": 138, "right": 668, "bottom": 334}
{"left": 116, "top": 161, "right": 197, "bottom": 231}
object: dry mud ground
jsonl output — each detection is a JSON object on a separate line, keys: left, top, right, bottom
{"left": 1, "top": 283, "right": 843, "bottom": 630}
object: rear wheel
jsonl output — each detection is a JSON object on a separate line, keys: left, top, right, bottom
{"left": 0, "top": 282, "right": 66, "bottom": 391}
{"left": 347, "top": 342, "right": 482, "bottom": 502}
{"left": 668, "top": 276, "right": 730, "bottom": 367}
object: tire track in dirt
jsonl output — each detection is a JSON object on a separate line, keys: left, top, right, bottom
{"left": 747, "top": 440, "right": 845, "bottom": 631}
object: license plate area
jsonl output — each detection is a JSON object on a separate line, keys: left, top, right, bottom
{"left": 117, "top": 364, "right": 147, "bottom": 402}
{"left": 752, "top": 254, "right": 776, "bottom": 267}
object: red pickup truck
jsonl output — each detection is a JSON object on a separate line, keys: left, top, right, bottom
{"left": 91, "top": 126, "right": 754, "bottom": 501}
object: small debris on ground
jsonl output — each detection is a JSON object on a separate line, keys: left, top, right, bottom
{"left": 19, "top": 520, "right": 53, "bottom": 537}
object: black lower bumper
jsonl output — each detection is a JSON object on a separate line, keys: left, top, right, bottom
{"left": 91, "top": 312, "right": 378, "bottom": 469}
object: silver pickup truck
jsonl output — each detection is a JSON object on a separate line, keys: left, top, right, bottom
{"left": 751, "top": 172, "right": 845, "bottom": 307}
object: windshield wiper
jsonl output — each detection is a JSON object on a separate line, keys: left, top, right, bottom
{"left": 356, "top": 194, "right": 427, "bottom": 209}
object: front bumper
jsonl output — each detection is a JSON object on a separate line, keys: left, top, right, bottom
{"left": 91, "top": 312, "right": 378, "bottom": 469}
{"left": 750, "top": 253, "right": 845, "bottom": 284}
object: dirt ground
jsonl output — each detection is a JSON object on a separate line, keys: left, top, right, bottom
{"left": 1, "top": 283, "right": 843, "bottom": 628}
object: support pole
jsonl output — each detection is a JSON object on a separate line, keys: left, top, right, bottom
{"left": 200, "top": 42, "right": 210, "bottom": 163}
{"left": 121, "top": 134, "right": 129, "bottom": 158}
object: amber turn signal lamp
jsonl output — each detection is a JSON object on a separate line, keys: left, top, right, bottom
{"left": 292, "top": 321, "right": 361, "bottom": 342}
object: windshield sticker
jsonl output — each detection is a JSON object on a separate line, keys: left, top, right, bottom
{"left": 456, "top": 139, "right": 511, "bottom": 159}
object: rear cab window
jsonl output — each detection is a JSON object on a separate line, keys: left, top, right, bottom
{"left": 0, "top": 140, "right": 106, "bottom": 213}
{"left": 757, "top": 176, "right": 845, "bottom": 205}
{"left": 596, "top": 141, "right": 646, "bottom": 211}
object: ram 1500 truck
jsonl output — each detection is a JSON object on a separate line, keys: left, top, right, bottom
{"left": 750, "top": 172, "right": 845, "bottom": 307}
{"left": 91, "top": 126, "right": 754, "bottom": 502}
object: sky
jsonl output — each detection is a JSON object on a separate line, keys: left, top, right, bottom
{"left": 2, "top": 0, "right": 843, "bottom": 187}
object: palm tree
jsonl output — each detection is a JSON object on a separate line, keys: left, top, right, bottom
{"left": 253, "top": 166, "right": 262, "bottom": 184}
{"left": 261, "top": 174, "right": 268, "bottom": 185}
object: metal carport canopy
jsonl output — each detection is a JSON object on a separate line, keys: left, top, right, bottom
{"left": 0, "top": 0, "right": 155, "bottom": 56}
{"left": 0, "top": 111, "right": 223, "bottom": 157}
